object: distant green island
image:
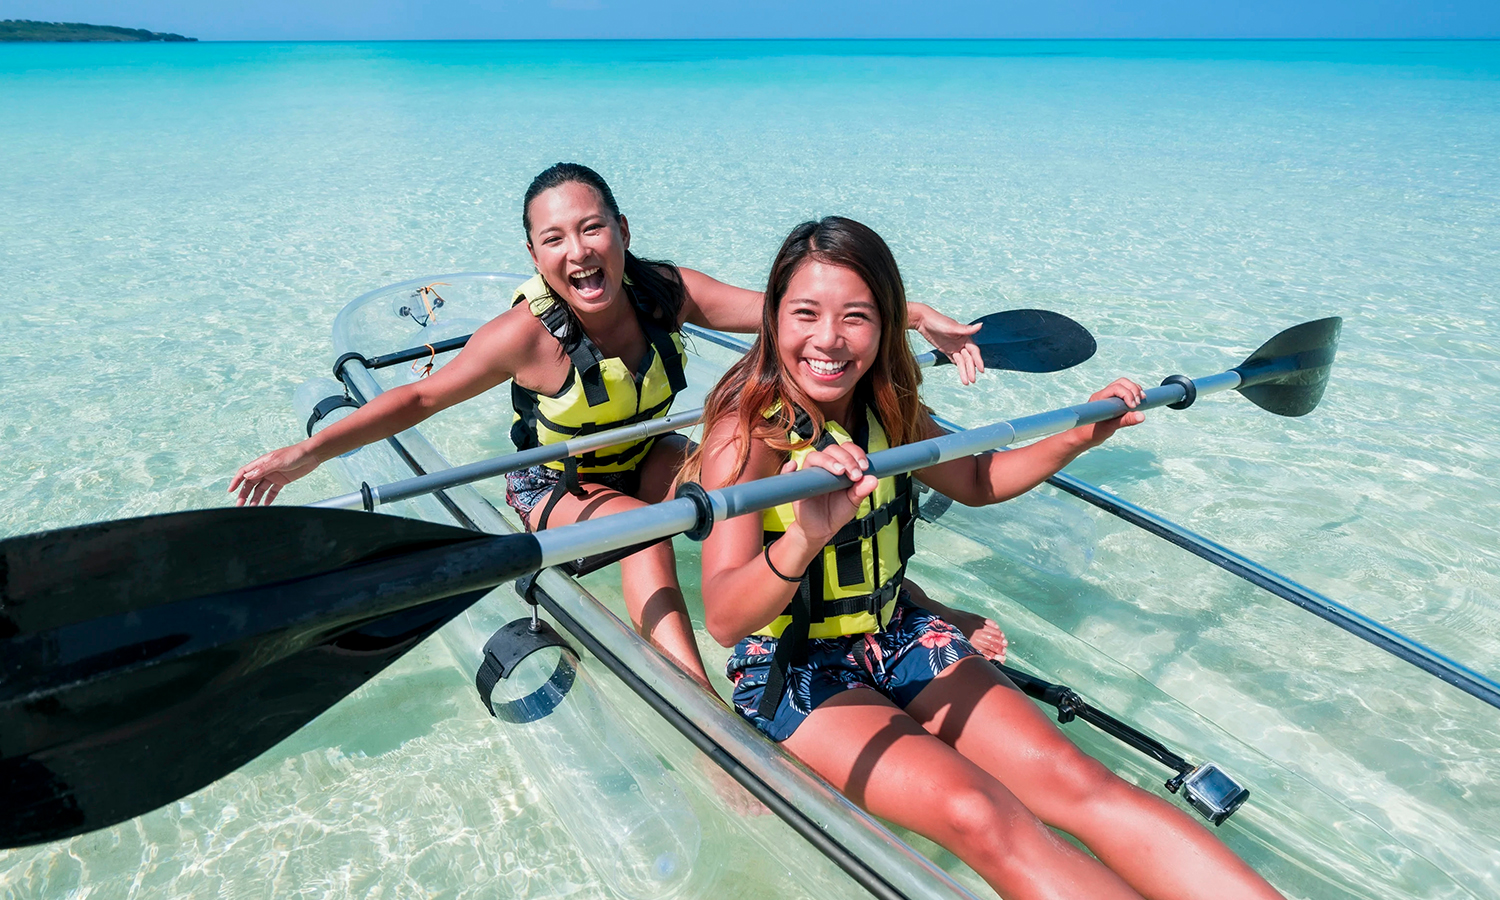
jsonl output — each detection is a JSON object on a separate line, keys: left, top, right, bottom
{"left": 1, "top": 20, "right": 196, "bottom": 42}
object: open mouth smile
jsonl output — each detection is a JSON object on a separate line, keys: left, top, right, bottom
{"left": 568, "top": 267, "right": 606, "bottom": 298}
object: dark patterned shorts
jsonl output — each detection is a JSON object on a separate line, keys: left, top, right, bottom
{"left": 726, "top": 593, "right": 980, "bottom": 743}
{"left": 504, "top": 464, "right": 642, "bottom": 531}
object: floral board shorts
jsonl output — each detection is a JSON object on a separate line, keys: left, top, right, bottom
{"left": 727, "top": 593, "right": 980, "bottom": 742}
{"left": 504, "top": 464, "right": 641, "bottom": 530}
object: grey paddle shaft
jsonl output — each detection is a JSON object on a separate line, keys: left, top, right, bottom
{"left": 312, "top": 408, "right": 706, "bottom": 510}
{"left": 311, "top": 328, "right": 949, "bottom": 511}
{"left": 531, "top": 373, "right": 1219, "bottom": 569}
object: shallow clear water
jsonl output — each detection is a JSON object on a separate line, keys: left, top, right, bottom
{"left": 3, "top": 39, "right": 1499, "bottom": 899}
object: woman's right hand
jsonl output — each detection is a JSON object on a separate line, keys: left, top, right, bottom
{"left": 229, "top": 443, "right": 321, "bottom": 506}
{"left": 784, "top": 442, "right": 879, "bottom": 547}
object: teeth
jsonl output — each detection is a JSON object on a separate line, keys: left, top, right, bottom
{"left": 569, "top": 268, "right": 600, "bottom": 281}
{"left": 806, "top": 359, "right": 848, "bottom": 376}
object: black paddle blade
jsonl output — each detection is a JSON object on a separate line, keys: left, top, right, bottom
{"left": 932, "top": 309, "right": 1097, "bottom": 373}
{"left": 1, "top": 507, "right": 541, "bottom": 848}
{"left": 1232, "top": 317, "right": 1343, "bottom": 417}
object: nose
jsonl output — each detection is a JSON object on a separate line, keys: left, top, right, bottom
{"left": 812, "top": 313, "right": 845, "bottom": 351}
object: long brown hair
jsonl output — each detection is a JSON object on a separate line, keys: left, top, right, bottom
{"left": 680, "top": 216, "right": 930, "bottom": 488}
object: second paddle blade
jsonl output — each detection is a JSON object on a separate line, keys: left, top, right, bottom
{"left": 935, "top": 309, "right": 1098, "bottom": 373}
{"left": 1233, "top": 316, "right": 1342, "bottom": 417}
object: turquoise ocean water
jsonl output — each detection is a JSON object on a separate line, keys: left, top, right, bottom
{"left": 2, "top": 40, "right": 1498, "bottom": 899}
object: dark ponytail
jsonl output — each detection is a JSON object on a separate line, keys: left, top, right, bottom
{"left": 522, "top": 163, "right": 686, "bottom": 328}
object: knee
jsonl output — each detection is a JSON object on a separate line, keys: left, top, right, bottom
{"left": 935, "top": 787, "right": 1021, "bottom": 854}
{"left": 1040, "top": 748, "right": 1137, "bottom": 819}
{"left": 619, "top": 541, "right": 679, "bottom": 581}
{"left": 936, "top": 787, "right": 1058, "bottom": 876}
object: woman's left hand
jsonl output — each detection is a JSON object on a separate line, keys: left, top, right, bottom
{"left": 912, "top": 305, "right": 984, "bottom": 385}
{"left": 942, "top": 607, "right": 1008, "bottom": 662}
{"left": 967, "top": 618, "right": 1008, "bottom": 662}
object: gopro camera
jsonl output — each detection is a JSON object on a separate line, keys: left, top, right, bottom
{"left": 1168, "top": 763, "right": 1249, "bottom": 826}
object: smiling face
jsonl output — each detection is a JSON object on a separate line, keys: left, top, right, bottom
{"left": 776, "top": 259, "right": 883, "bottom": 425}
{"left": 525, "top": 180, "right": 630, "bottom": 315}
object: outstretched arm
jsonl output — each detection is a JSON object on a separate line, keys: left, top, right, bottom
{"left": 229, "top": 310, "right": 530, "bottom": 506}
{"left": 915, "top": 377, "right": 1147, "bottom": 508}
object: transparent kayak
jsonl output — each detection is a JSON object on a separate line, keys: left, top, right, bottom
{"left": 299, "top": 272, "right": 1481, "bottom": 900}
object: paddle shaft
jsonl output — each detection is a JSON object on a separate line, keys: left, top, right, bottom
{"left": 530, "top": 375, "right": 1215, "bottom": 568}
{"left": 311, "top": 408, "right": 704, "bottom": 510}
{"left": 313, "top": 329, "right": 953, "bottom": 511}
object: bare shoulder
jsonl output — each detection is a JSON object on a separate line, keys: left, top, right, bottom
{"left": 464, "top": 303, "right": 553, "bottom": 366}
{"left": 700, "top": 415, "right": 781, "bottom": 489}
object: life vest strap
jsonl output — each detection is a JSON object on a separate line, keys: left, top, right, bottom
{"left": 535, "top": 301, "right": 612, "bottom": 408}
{"left": 811, "top": 573, "right": 904, "bottom": 622}
{"left": 759, "top": 551, "right": 820, "bottom": 715}
{"left": 642, "top": 316, "right": 688, "bottom": 395}
{"left": 531, "top": 392, "right": 675, "bottom": 440}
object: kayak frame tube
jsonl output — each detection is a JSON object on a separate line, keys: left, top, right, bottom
{"left": 1042, "top": 471, "right": 1500, "bottom": 712}
{"left": 329, "top": 296, "right": 983, "bottom": 900}
{"left": 526, "top": 578, "right": 912, "bottom": 900}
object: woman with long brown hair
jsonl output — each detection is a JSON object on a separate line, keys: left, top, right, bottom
{"left": 686, "top": 216, "right": 1285, "bottom": 899}
{"left": 228, "top": 164, "right": 985, "bottom": 691}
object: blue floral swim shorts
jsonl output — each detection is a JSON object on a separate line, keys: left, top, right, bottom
{"left": 726, "top": 593, "right": 980, "bottom": 742}
{"left": 504, "top": 464, "right": 641, "bottom": 530}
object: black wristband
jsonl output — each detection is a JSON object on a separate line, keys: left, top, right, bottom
{"left": 764, "top": 540, "right": 804, "bottom": 583}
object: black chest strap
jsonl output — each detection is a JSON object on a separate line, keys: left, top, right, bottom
{"left": 759, "top": 402, "right": 918, "bottom": 716}
{"left": 535, "top": 300, "right": 611, "bottom": 408}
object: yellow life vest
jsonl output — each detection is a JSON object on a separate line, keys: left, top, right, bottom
{"left": 758, "top": 403, "right": 918, "bottom": 640}
{"left": 509, "top": 273, "right": 687, "bottom": 477}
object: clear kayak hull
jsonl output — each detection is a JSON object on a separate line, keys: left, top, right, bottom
{"left": 308, "top": 273, "right": 1477, "bottom": 900}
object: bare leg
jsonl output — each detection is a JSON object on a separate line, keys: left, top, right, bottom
{"left": 784, "top": 690, "right": 1144, "bottom": 900}
{"left": 906, "top": 657, "right": 1285, "bottom": 900}
{"left": 533, "top": 436, "right": 712, "bottom": 689}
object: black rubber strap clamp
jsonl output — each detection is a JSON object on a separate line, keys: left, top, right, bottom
{"left": 306, "top": 394, "right": 361, "bottom": 437}
{"left": 1160, "top": 374, "right": 1197, "bottom": 410}
{"left": 359, "top": 482, "right": 375, "bottom": 512}
{"left": 674, "top": 482, "right": 716, "bottom": 541}
{"left": 473, "top": 617, "right": 577, "bottom": 722}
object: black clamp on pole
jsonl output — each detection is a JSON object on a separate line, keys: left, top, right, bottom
{"left": 1160, "top": 374, "right": 1197, "bottom": 410}
{"left": 674, "top": 481, "right": 716, "bottom": 541}
{"left": 359, "top": 482, "right": 375, "bottom": 512}
{"left": 333, "top": 351, "right": 371, "bottom": 385}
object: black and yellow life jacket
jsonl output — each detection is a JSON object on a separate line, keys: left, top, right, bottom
{"left": 509, "top": 273, "right": 688, "bottom": 483}
{"left": 758, "top": 402, "right": 919, "bottom": 711}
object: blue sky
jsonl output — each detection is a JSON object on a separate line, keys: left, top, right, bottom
{"left": 2, "top": 1, "right": 1497, "bottom": 41}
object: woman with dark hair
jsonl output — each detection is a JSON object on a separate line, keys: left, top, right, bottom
{"left": 229, "top": 164, "right": 984, "bottom": 689}
{"left": 686, "top": 217, "right": 1286, "bottom": 898}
